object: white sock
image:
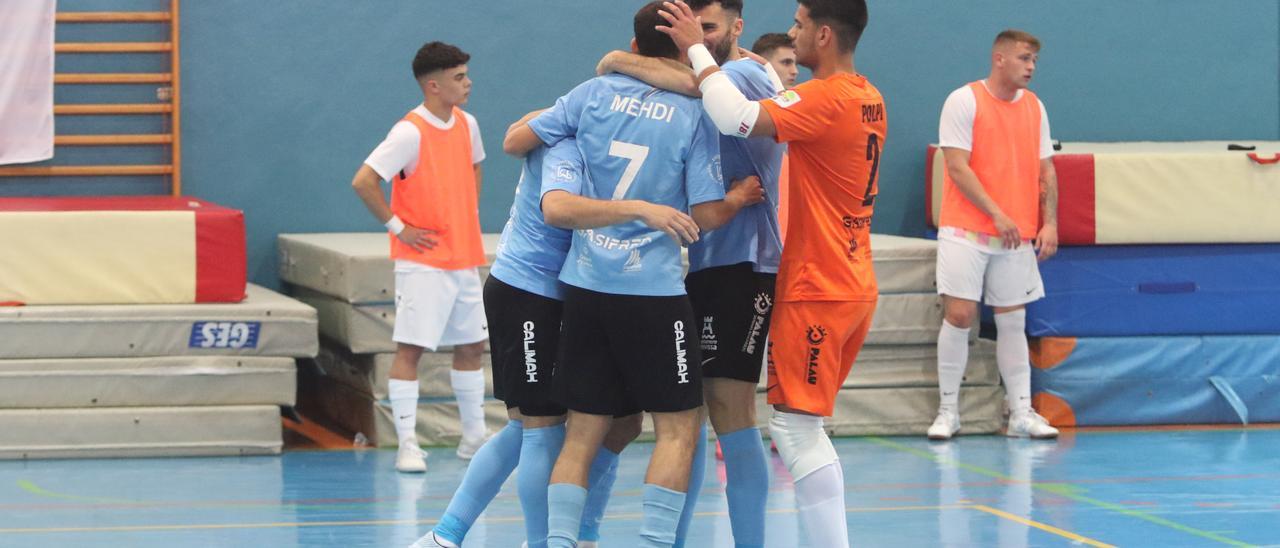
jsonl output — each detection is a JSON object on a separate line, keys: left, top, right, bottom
{"left": 388, "top": 379, "right": 420, "bottom": 445}
{"left": 937, "top": 320, "right": 970, "bottom": 412}
{"left": 995, "top": 309, "right": 1032, "bottom": 415}
{"left": 796, "top": 462, "right": 850, "bottom": 548}
{"left": 450, "top": 369, "right": 486, "bottom": 440}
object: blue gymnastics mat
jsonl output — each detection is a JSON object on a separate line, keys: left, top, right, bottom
{"left": 1026, "top": 244, "right": 1280, "bottom": 337}
{"left": 1031, "top": 335, "right": 1280, "bottom": 426}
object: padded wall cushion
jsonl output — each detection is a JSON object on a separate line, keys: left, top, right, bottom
{"left": 927, "top": 141, "right": 1280, "bottom": 245}
{"left": 1031, "top": 335, "right": 1280, "bottom": 426}
{"left": 0, "top": 405, "right": 282, "bottom": 459}
{"left": 278, "top": 233, "right": 500, "bottom": 304}
{"left": 0, "top": 284, "right": 318, "bottom": 359}
{"left": 0, "top": 196, "right": 246, "bottom": 304}
{"left": 1027, "top": 244, "right": 1280, "bottom": 337}
{"left": 0, "top": 356, "right": 295, "bottom": 408}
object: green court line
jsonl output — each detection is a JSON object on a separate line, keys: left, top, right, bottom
{"left": 865, "top": 437, "right": 1255, "bottom": 548}
{"left": 16, "top": 480, "right": 135, "bottom": 505}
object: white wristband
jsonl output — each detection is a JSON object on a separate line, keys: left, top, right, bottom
{"left": 384, "top": 215, "right": 406, "bottom": 235}
{"left": 687, "top": 43, "right": 718, "bottom": 76}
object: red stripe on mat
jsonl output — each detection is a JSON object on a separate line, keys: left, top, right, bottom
{"left": 194, "top": 202, "right": 247, "bottom": 302}
{"left": 1054, "top": 154, "right": 1096, "bottom": 245}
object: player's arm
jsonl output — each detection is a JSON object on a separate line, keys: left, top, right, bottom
{"left": 1035, "top": 157, "right": 1059, "bottom": 261}
{"left": 690, "top": 175, "right": 765, "bottom": 231}
{"left": 541, "top": 190, "right": 701, "bottom": 245}
{"left": 502, "top": 108, "right": 549, "bottom": 157}
{"left": 655, "top": 0, "right": 777, "bottom": 139}
{"left": 941, "top": 148, "right": 1021, "bottom": 249}
{"left": 597, "top": 51, "right": 699, "bottom": 96}
{"left": 350, "top": 164, "right": 436, "bottom": 252}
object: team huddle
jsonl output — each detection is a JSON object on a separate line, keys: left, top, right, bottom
{"left": 351, "top": 1, "right": 1060, "bottom": 547}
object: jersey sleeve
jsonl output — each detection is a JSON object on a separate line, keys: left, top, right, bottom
{"left": 938, "top": 86, "right": 976, "bottom": 151}
{"left": 528, "top": 80, "right": 592, "bottom": 147}
{"left": 758, "top": 79, "right": 839, "bottom": 143}
{"left": 1038, "top": 99, "right": 1054, "bottom": 159}
{"left": 684, "top": 112, "right": 727, "bottom": 207}
{"left": 362, "top": 121, "right": 419, "bottom": 181}
{"left": 539, "top": 138, "right": 586, "bottom": 198}
{"left": 463, "top": 111, "right": 485, "bottom": 164}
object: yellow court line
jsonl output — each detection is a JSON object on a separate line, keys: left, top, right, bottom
{"left": 971, "top": 504, "right": 1115, "bottom": 548}
{"left": 0, "top": 504, "right": 968, "bottom": 535}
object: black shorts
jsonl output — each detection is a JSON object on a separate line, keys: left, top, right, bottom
{"left": 553, "top": 285, "right": 703, "bottom": 415}
{"left": 482, "top": 276, "right": 567, "bottom": 417}
{"left": 685, "top": 262, "right": 776, "bottom": 383}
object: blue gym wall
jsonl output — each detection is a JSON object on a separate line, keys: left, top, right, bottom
{"left": 8, "top": 0, "right": 1279, "bottom": 289}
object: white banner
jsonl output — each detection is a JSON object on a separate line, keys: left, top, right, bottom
{"left": 0, "top": 0, "right": 56, "bottom": 165}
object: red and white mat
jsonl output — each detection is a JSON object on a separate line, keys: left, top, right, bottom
{"left": 0, "top": 196, "right": 246, "bottom": 305}
{"left": 926, "top": 141, "right": 1280, "bottom": 245}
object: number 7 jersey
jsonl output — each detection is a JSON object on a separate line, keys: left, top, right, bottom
{"left": 529, "top": 73, "right": 724, "bottom": 297}
{"left": 759, "top": 73, "right": 887, "bottom": 302}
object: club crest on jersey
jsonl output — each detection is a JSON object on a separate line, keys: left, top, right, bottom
{"left": 772, "top": 90, "right": 802, "bottom": 108}
{"left": 554, "top": 161, "right": 578, "bottom": 183}
{"left": 706, "top": 155, "right": 723, "bottom": 183}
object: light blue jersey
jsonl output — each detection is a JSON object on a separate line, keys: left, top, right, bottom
{"left": 531, "top": 73, "right": 724, "bottom": 297}
{"left": 687, "top": 59, "right": 786, "bottom": 274}
{"left": 490, "top": 139, "right": 585, "bottom": 301}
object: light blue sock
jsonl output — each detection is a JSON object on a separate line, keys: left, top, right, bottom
{"left": 578, "top": 447, "right": 621, "bottom": 541}
{"left": 718, "top": 427, "right": 768, "bottom": 548}
{"left": 518, "top": 424, "right": 566, "bottom": 548}
{"left": 672, "top": 422, "right": 708, "bottom": 548}
{"left": 639, "top": 483, "right": 686, "bottom": 548}
{"left": 433, "top": 420, "right": 522, "bottom": 546}
{"left": 547, "top": 483, "right": 588, "bottom": 548}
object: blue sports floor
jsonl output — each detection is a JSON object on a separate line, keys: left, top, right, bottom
{"left": 2, "top": 428, "right": 1278, "bottom": 547}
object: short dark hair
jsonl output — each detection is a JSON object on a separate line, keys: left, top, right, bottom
{"left": 412, "top": 41, "right": 469, "bottom": 80}
{"left": 797, "top": 0, "right": 868, "bottom": 53}
{"left": 685, "top": 0, "right": 743, "bottom": 16}
{"left": 994, "top": 29, "right": 1041, "bottom": 52}
{"left": 751, "top": 32, "right": 794, "bottom": 56}
{"left": 634, "top": 1, "right": 680, "bottom": 60}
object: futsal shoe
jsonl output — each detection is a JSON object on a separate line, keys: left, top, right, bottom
{"left": 396, "top": 440, "right": 428, "bottom": 473}
{"left": 455, "top": 431, "right": 490, "bottom": 460}
{"left": 927, "top": 409, "right": 962, "bottom": 440}
{"left": 1006, "top": 411, "right": 1059, "bottom": 439}
{"left": 408, "top": 531, "right": 451, "bottom": 548}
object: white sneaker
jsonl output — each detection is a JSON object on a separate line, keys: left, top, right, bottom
{"left": 1006, "top": 411, "right": 1059, "bottom": 439}
{"left": 456, "top": 431, "right": 489, "bottom": 460}
{"left": 408, "top": 531, "right": 449, "bottom": 548}
{"left": 927, "top": 409, "right": 961, "bottom": 440}
{"left": 396, "top": 440, "right": 427, "bottom": 473}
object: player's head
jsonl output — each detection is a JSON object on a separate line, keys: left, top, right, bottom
{"left": 412, "top": 41, "right": 472, "bottom": 107}
{"left": 991, "top": 29, "right": 1041, "bottom": 89}
{"left": 685, "top": 0, "right": 744, "bottom": 64}
{"left": 791, "top": 0, "right": 868, "bottom": 68}
{"left": 752, "top": 32, "right": 798, "bottom": 88}
{"left": 633, "top": 1, "right": 682, "bottom": 60}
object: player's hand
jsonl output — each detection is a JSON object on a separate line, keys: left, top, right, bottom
{"left": 655, "top": 1, "right": 705, "bottom": 55}
{"left": 726, "top": 176, "right": 765, "bottom": 209}
{"left": 1034, "top": 224, "right": 1059, "bottom": 262}
{"left": 738, "top": 47, "right": 769, "bottom": 66}
{"left": 397, "top": 225, "right": 439, "bottom": 253}
{"left": 636, "top": 202, "right": 700, "bottom": 245}
{"left": 993, "top": 212, "right": 1021, "bottom": 249}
